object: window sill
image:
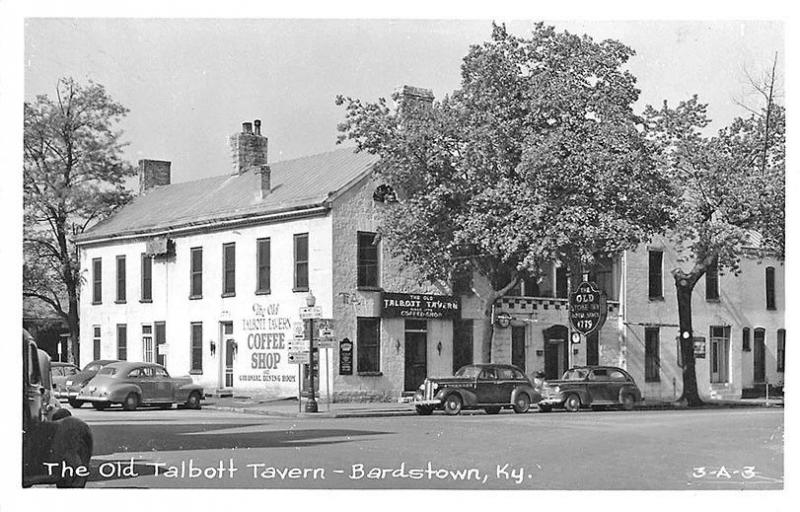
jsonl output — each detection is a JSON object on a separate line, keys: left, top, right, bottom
{"left": 645, "top": 379, "right": 661, "bottom": 383}
{"left": 255, "top": 289, "right": 271, "bottom": 295}
{"left": 189, "top": 370, "right": 203, "bottom": 375}
{"left": 357, "top": 286, "right": 383, "bottom": 292}
{"left": 139, "top": 299, "right": 153, "bottom": 304}
{"left": 767, "top": 307, "right": 777, "bottom": 311}
{"left": 293, "top": 287, "right": 309, "bottom": 293}
{"left": 92, "top": 301, "right": 102, "bottom": 305}
{"left": 221, "top": 292, "right": 236, "bottom": 298}
{"left": 189, "top": 295, "right": 203, "bottom": 300}
{"left": 648, "top": 296, "right": 665, "bottom": 302}
{"left": 706, "top": 298, "right": 720, "bottom": 303}
{"left": 358, "top": 371, "right": 383, "bottom": 377}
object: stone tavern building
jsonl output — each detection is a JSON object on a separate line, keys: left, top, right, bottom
{"left": 76, "top": 97, "right": 785, "bottom": 402}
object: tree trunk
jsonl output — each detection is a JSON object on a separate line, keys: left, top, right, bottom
{"left": 480, "top": 291, "right": 499, "bottom": 363}
{"left": 674, "top": 271, "right": 704, "bottom": 406}
{"left": 67, "top": 294, "right": 80, "bottom": 364}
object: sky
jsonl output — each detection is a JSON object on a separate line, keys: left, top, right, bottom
{"left": 23, "top": 18, "right": 785, "bottom": 185}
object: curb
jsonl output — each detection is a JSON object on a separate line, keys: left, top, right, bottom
{"left": 204, "top": 404, "right": 417, "bottom": 419}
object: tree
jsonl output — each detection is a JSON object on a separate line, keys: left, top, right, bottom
{"left": 643, "top": 59, "right": 784, "bottom": 406}
{"left": 24, "top": 77, "right": 135, "bottom": 363}
{"left": 338, "top": 23, "right": 674, "bottom": 360}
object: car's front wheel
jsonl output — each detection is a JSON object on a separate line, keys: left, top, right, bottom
{"left": 621, "top": 393, "right": 636, "bottom": 411}
{"left": 415, "top": 405, "right": 434, "bottom": 415}
{"left": 513, "top": 393, "right": 531, "bottom": 413}
{"left": 123, "top": 393, "right": 139, "bottom": 411}
{"left": 444, "top": 394, "right": 463, "bottom": 415}
{"left": 564, "top": 394, "right": 581, "bottom": 412}
{"left": 186, "top": 391, "right": 202, "bottom": 410}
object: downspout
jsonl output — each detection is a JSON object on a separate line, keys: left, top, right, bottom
{"left": 619, "top": 250, "right": 628, "bottom": 369}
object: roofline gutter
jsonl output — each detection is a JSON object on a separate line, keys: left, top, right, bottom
{"left": 76, "top": 204, "right": 330, "bottom": 247}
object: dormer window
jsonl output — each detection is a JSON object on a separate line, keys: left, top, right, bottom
{"left": 373, "top": 184, "right": 397, "bottom": 203}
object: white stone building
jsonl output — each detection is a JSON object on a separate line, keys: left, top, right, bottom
{"left": 77, "top": 108, "right": 784, "bottom": 403}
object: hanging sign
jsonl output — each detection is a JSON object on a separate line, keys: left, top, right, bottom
{"left": 339, "top": 338, "right": 353, "bottom": 375}
{"left": 569, "top": 281, "right": 607, "bottom": 336}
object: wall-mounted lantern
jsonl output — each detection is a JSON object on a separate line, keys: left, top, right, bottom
{"left": 210, "top": 339, "right": 216, "bottom": 357}
{"left": 436, "top": 341, "right": 443, "bottom": 356}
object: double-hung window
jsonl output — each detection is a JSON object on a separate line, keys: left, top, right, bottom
{"left": 648, "top": 250, "right": 663, "bottom": 299}
{"left": 256, "top": 238, "right": 270, "bottom": 294}
{"left": 294, "top": 233, "right": 309, "bottom": 291}
{"left": 190, "top": 247, "right": 203, "bottom": 298}
{"left": 141, "top": 253, "right": 152, "bottom": 302}
{"left": 222, "top": 243, "right": 236, "bottom": 296}
{"left": 357, "top": 232, "right": 379, "bottom": 288}
{"left": 115, "top": 255, "right": 126, "bottom": 303}
{"left": 190, "top": 322, "right": 203, "bottom": 374}
{"left": 92, "top": 258, "right": 102, "bottom": 304}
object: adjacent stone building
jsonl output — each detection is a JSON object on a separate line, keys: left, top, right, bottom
{"left": 76, "top": 94, "right": 785, "bottom": 403}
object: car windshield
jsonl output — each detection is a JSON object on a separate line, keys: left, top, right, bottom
{"left": 83, "top": 362, "right": 104, "bottom": 372}
{"left": 561, "top": 369, "right": 589, "bottom": 380}
{"left": 454, "top": 366, "right": 482, "bottom": 378}
{"left": 97, "top": 367, "right": 117, "bottom": 376}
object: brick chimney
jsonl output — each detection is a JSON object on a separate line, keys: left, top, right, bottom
{"left": 257, "top": 164, "right": 271, "bottom": 199}
{"left": 230, "top": 119, "right": 268, "bottom": 175}
{"left": 138, "top": 159, "right": 171, "bottom": 195}
{"left": 394, "top": 85, "right": 434, "bottom": 116}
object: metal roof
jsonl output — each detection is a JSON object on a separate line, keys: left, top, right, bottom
{"left": 79, "top": 147, "right": 378, "bottom": 243}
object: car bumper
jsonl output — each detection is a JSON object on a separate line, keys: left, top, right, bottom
{"left": 538, "top": 398, "right": 565, "bottom": 406}
{"left": 76, "top": 392, "right": 110, "bottom": 402}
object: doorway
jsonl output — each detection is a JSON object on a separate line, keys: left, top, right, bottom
{"left": 404, "top": 319, "right": 428, "bottom": 392}
{"left": 543, "top": 325, "right": 569, "bottom": 380}
{"left": 219, "top": 321, "right": 234, "bottom": 389}
{"left": 511, "top": 325, "right": 526, "bottom": 372}
{"left": 710, "top": 326, "right": 731, "bottom": 383}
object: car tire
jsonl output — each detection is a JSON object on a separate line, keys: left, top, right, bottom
{"left": 513, "top": 393, "right": 531, "bottom": 414}
{"left": 52, "top": 408, "right": 72, "bottom": 421}
{"left": 91, "top": 401, "right": 108, "bottom": 411}
{"left": 123, "top": 393, "right": 139, "bottom": 411}
{"left": 186, "top": 391, "right": 202, "bottom": 410}
{"left": 538, "top": 404, "right": 552, "bottom": 413}
{"left": 415, "top": 405, "right": 434, "bottom": 415}
{"left": 443, "top": 394, "right": 463, "bottom": 415}
{"left": 564, "top": 394, "right": 581, "bottom": 412}
{"left": 621, "top": 393, "right": 636, "bottom": 411}
{"left": 484, "top": 406, "right": 501, "bottom": 415}
{"left": 68, "top": 399, "right": 83, "bottom": 408}
{"left": 56, "top": 436, "right": 91, "bottom": 488}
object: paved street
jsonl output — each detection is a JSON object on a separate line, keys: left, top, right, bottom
{"left": 63, "top": 404, "right": 783, "bottom": 490}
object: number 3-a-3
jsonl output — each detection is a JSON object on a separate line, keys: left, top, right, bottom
{"left": 692, "top": 467, "right": 707, "bottom": 478}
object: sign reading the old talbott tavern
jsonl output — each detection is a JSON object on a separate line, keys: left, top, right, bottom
{"left": 381, "top": 292, "right": 461, "bottom": 320}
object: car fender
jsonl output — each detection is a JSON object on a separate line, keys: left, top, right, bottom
{"left": 176, "top": 383, "right": 204, "bottom": 401}
{"left": 560, "top": 387, "right": 590, "bottom": 405}
{"left": 511, "top": 385, "right": 539, "bottom": 405}
{"left": 436, "top": 387, "right": 478, "bottom": 406}
{"left": 618, "top": 385, "right": 641, "bottom": 402}
{"left": 108, "top": 384, "right": 143, "bottom": 403}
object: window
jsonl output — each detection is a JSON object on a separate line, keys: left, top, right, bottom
{"left": 142, "top": 325, "right": 154, "bottom": 363}
{"left": 451, "top": 267, "right": 473, "bottom": 295}
{"left": 357, "top": 232, "right": 380, "bottom": 288}
{"left": 555, "top": 267, "right": 568, "bottom": 298}
{"left": 92, "top": 258, "right": 102, "bottom": 304}
{"left": 294, "top": 233, "right": 309, "bottom": 291}
{"left": 116, "top": 324, "right": 127, "bottom": 360}
{"left": 648, "top": 250, "right": 663, "bottom": 299}
{"left": 522, "top": 276, "right": 540, "bottom": 297}
{"left": 222, "top": 243, "right": 236, "bottom": 296}
{"left": 452, "top": 319, "right": 474, "bottom": 374}
{"left": 92, "top": 326, "right": 101, "bottom": 360}
{"left": 115, "top": 255, "right": 126, "bottom": 303}
{"left": 356, "top": 317, "right": 380, "bottom": 373}
{"left": 191, "top": 322, "right": 203, "bottom": 373}
{"left": 190, "top": 247, "right": 203, "bottom": 298}
{"left": 706, "top": 257, "right": 719, "bottom": 300}
{"left": 766, "top": 266, "right": 776, "bottom": 310}
{"left": 589, "top": 368, "right": 609, "bottom": 381}
{"left": 155, "top": 321, "right": 166, "bottom": 366}
{"left": 256, "top": 238, "right": 271, "bottom": 294}
{"left": 777, "top": 329, "right": 785, "bottom": 373}
{"left": 589, "top": 256, "right": 615, "bottom": 300}
{"left": 645, "top": 327, "right": 660, "bottom": 382}
{"left": 754, "top": 328, "right": 766, "bottom": 383}
{"left": 742, "top": 327, "right": 751, "bottom": 352}
{"left": 141, "top": 253, "right": 152, "bottom": 302}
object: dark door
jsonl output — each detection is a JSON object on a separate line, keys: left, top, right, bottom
{"left": 511, "top": 326, "right": 526, "bottom": 372}
{"left": 754, "top": 328, "right": 766, "bottom": 383}
{"left": 404, "top": 320, "right": 428, "bottom": 391}
{"left": 452, "top": 319, "right": 474, "bottom": 374}
{"left": 586, "top": 331, "right": 599, "bottom": 366}
{"left": 543, "top": 325, "right": 569, "bottom": 380}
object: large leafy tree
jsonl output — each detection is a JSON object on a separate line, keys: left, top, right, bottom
{"left": 24, "top": 77, "right": 135, "bottom": 363}
{"left": 338, "top": 23, "right": 674, "bottom": 360}
{"left": 644, "top": 63, "right": 785, "bottom": 406}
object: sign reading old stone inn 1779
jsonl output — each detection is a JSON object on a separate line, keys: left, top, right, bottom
{"left": 380, "top": 292, "right": 461, "bottom": 320}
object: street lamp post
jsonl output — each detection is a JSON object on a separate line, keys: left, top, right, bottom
{"left": 305, "top": 291, "right": 318, "bottom": 413}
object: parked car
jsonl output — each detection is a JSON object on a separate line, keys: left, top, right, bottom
{"left": 538, "top": 366, "right": 642, "bottom": 412}
{"left": 23, "top": 330, "right": 93, "bottom": 488}
{"left": 52, "top": 362, "right": 80, "bottom": 401}
{"left": 77, "top": 361, "right": 204, "bottom": 411}
{"left": 413, "top": 364, "right": 541, "bottom": 415}
{"left": 64, "top": 359, "right": 119, "bottom": 408}
{"left": 37, "top": 352, "right": 72, "bottom": 421}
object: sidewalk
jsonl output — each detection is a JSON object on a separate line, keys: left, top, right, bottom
{"left": 203, "top": 395, "right": 782, "bottom": 419}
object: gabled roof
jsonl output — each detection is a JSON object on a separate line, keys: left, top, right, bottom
{"left": 78, "top": 147, "right": 378, "bottom": 243}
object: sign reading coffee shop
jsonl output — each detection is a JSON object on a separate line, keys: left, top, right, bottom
{"left": 380, "top": 292, "right": 461, "bottom": 320}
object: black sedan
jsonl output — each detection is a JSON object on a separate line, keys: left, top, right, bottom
{"left": 538, "top": 366, "right": 643, "bottom": 412}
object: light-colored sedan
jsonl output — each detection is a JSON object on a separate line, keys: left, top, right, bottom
{"left": 77, "top": 361, "right": 204, "bottom": 411}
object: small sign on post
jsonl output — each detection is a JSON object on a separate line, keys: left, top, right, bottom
{"left": 288, "top": 351, "right": 310, "bottom": 364}
{"left": 299, "top": 306, "right": 323, "bottom": 320}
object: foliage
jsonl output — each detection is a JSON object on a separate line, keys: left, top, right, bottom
{"left": 23, "top": 77, "right": 134, "bottom": 360}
